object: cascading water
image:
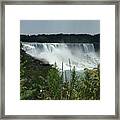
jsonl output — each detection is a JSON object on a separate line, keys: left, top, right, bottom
{"left": 22, "top": 42, "right": 99, "bottom": 71}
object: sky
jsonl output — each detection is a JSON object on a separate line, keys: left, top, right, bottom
{"left": 20, "top": 20, "right": 100, "bottom": 35}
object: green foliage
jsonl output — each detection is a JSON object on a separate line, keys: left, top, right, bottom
{"left": 20, "top": 34, "right": 100, "bottom": 53}
{"left": 79, "top": 67, "right": 100, "bottom": 100}
{"left": 20, "top": 48, "right": 100, "bottom": 100}
{"left": 20, "top": 34, "right": 100, "bottom": 44}
{"left": 47, "top": 63, "right": 62, "bottom": 99}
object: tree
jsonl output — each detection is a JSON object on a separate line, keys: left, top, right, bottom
{"left": 47, "top": 63, "right": 61, "bottom": 100}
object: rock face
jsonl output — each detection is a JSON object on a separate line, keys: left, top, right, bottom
{"left": 20, "top": 44, "right": 52, "bottom": 80}
{"left": 21, "top": 46, "right": 50, "bottom": 66}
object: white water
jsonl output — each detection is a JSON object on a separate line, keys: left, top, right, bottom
{"left": 22, "top": 42, "right": 99, "bottom": 70}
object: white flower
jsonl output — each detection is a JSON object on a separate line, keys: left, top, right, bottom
{"left": 40, "top": 90, "right": 42, "bottom": 92}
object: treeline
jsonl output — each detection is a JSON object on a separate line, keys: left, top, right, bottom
{"left": 20, "top": 33, "right": 100, "bottom": 52}
{"left": 20, "top": 45, "right": 100, "bottom": 100}
{"left": 20, "top": 33, "right": 100, "bottom": 43}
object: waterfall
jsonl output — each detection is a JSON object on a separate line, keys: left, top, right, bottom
{"left": 83, "top": 43, "right": 95, "bottom": 53}
{"left": 22, "top": 42, "right": 99, "bottom": 70}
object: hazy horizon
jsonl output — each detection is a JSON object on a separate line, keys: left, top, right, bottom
{"left": 20, "top": 33, "right": 100, "bottom": 35}
{"left": 20, "top": 20, "right": 100, "bottom": 35}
